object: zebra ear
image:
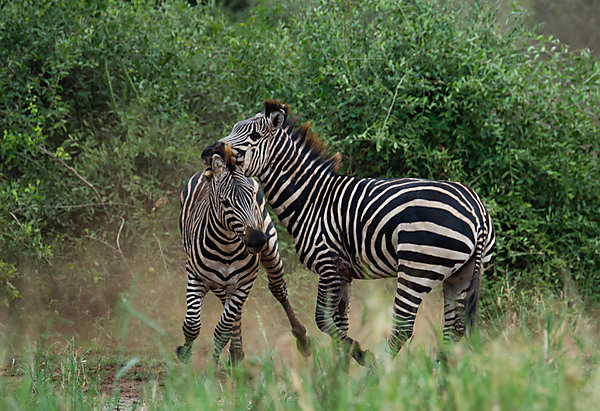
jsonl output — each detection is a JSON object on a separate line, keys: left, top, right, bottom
{"left": 265, "top": 100, "right": 288, "bottom": 130}
{"left": 211, "top": 154, "right": 226, "bottom": 181}
{"left": 269, "top": 110, "right": 286, "bottom": 130}
{"left": 202, "top": 142, "right": 223, "bottom": 166}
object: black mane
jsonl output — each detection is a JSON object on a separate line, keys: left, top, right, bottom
{"left": 281, "top": 110, "right": 341, "bottom": 174}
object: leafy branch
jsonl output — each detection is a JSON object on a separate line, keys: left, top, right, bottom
{"left": 36, "top": 144, "right": 109, "bottom": 216}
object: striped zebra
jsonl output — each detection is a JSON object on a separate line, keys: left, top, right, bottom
{"left": 176, "top": 142, "right": 311, "bottom": 365}
{"left": 214, "top": 101, "right": 495, "bottom": 365}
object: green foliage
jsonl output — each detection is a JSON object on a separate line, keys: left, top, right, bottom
{"left": 217, "top": 0, "right": 600, "bottom": 299}
{"left": 0, "top": 0, "right": 230, "bottom": 305}
{"left": 1, "top": 3, "right": 597, "bottom": 407}
{"left": 0, "top": 0, "right": 599, "bottom": 307}
{"left": 328, "top": 1, "right": 599, "bottom": 296}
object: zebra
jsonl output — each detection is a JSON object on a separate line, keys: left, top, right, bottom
{"left": 212, "top": 100, "right": 495, "bottom": 365}
{"left": 176, "top": 141, "right": 311, "bottom": 366}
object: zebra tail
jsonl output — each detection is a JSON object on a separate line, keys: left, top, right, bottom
{"left": 464, "top": 231, "right": 485, "bottom": 331}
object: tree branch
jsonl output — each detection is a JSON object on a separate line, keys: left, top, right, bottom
{"left": 36, "top": 144, "right": 108, "bottom": 215}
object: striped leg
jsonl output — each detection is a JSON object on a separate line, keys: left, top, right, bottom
{"left": 444, "top": 238, "right": 485, "bottom": 342}
{"left": 442, "top": 258, "right": 475, "bottom": 342}
{"left": 214, "top": 289, "right": 246, "bottom": 365}
{"left": 212, "top": 281, "right": 254, "bottom": 365}
{"left": 261, "top": 240, "right": 311, "bottom": 356}
{"left": 176, "top": 266, "right": 207, "bottom": 363}
{"left": 388, "top": 269, "right": 441, "bottom": 356}
{"left": 315, "top": 272, "right": 373, "bottom": 366}
{"left": 228, "top": 312, "right": 245, "bottom": 365}
{"left": 332, "top": 280, "right": 351, "bottom": 336}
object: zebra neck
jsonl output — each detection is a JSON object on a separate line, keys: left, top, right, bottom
{"left": 206, "top": 200, "right": 237, "bottom": 243}
{"left": 259, "top": 139, "right": 340, "bottom": 238}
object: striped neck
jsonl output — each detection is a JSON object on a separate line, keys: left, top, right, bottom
{"left": 258, "top": 134, "right": 339, "bottom": 238}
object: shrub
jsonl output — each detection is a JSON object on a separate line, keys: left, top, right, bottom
{"left": 223, "top": 0, "right": 600, "bottom": 299}
{"left": 0, "top": 0, "right": 227, "bottom": 304}
{"left": 1, "top": 0, "right": 598, "bottom": 306}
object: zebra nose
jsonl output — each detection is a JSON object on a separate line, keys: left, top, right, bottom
{"left": 244, "top": 228, "right": 268, "bottom": 254}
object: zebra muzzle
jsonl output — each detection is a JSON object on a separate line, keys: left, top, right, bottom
{"left": 244, "top": 227, "right": 268, "bottom": 254}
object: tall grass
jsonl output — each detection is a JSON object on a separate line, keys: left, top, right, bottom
{"left": 1, "top": 202, "right": 597, "bottom": 409}
{"left": 2, "top": 288, "right": 598, "bottom": 410}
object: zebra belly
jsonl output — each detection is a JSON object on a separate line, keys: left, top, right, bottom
{"left": 347, "top": 254, "right": 397, "bottom": 280}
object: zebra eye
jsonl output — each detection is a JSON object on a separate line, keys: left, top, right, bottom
{"left": 249, "top": 131, "right": 261, "bottom": 141}
{"left": 220, "top": 197, "right": 231, "bottom": 207}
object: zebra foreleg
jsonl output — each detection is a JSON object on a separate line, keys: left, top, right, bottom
{"left": 387, "top": 273, "right": 431, "bottom": 356}
{"left": 277, "top": 296, "right": 312, "bottom": 357}
{"left": 228, "top": 313, "right": 245, "bottom": 366}
{"left": 332, "top": 255, "right": 354, "bottom": 336}
{"left": 332, "top": 280, "right": 351, "bottom": 335}
{"left": 315, "top": 274, "right": 374, "bottom": 366}
{"left": 176, "top": 273, "right": 207, "bottom": 364}
{"left": 262, "top": 246, "right": 312, "bottom": 356}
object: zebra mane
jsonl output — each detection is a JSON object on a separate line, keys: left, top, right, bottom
{"left": 265, "top": 99, "right": 289, "bottom": 119}
{"left": 201, "top": 141, "right": 238, "bottom": 170}
{"left": 283, "top": 113, "right": 342, "bottom": 174}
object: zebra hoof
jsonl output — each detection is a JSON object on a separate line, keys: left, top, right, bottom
{"left": 354, "top": 349, "right": 376, "bottom": 367}
{"left": 296, "top": 335, "right": 312, "bottom": 357}
{"left": 176, "top": 346, "right": 192, "bottom": 364}
{"left": 228, "top": 349, "right": 245, "bottom": 367}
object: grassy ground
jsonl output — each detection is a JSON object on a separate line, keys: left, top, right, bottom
{"left": 1, "top": 279, "right": 598, "bottom": 410}
{"left": 1, "top": 202, "right": 599, "bottom": 410}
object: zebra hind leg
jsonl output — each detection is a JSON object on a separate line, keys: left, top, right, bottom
{"left": 442, "top": 256, "right": 476, "bottom": 343}
{"left": 443, "top": 244, "right": 485, "bottom": 344}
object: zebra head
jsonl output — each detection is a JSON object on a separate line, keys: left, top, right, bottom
{"left": 202, "top": 142, "right": 268, "bottom": 254}
{"left": 219, "top": 100, "right": 289, "bottom": 176}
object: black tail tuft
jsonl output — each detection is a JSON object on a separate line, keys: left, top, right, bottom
{"left": 465, "top": 232, "right": 485, "bottom": 331}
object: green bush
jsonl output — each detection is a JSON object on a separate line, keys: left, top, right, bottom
{"left": 0, "top": 0, "right": 232, "bottom": 304}
{"left": 1, "top": 0, "right": 598, "bottom": 306}
{"left": 221, "top": 0, "right": 600, "bottom": 299}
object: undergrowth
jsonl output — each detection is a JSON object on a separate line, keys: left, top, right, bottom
{"left": 1, "top": 290, "right": 598, "bottom": 410}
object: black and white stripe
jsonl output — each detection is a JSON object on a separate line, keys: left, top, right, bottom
{"left": 217, "top": 101, "right": 495, "bottom": 365}
{"left": 175, "top": 143, "right": 310, "bottom": 365}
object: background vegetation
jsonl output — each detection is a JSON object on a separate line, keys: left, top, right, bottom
{"left": 0, "top": 0, "right": 599, "bottom": 408}
{"left": 1, "top": 0, "right": 598, "bottom": 308}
